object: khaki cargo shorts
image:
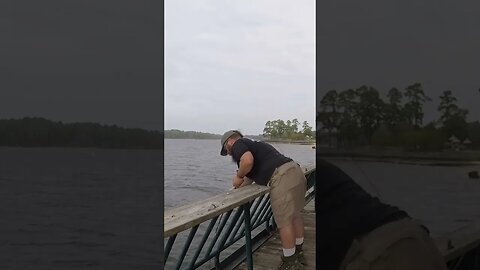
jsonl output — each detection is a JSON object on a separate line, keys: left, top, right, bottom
{"left": 339, "top": 218, "right": 448, "bottom": 270}
{"left": 268, "top": 161, "right": 307, "bottom": 229}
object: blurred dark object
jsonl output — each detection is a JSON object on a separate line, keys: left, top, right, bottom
{"left": 468, "top": 171, "right": 479, "bottom": 179}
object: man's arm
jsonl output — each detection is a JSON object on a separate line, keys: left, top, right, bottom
{"left": 232, "top": 151, "right": 254, "bottom": 188}
{"left": 237, "top": 151, "right": 254, "bottom": 178}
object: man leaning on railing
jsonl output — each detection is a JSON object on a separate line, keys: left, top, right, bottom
{"left": 219, "top": 130, "right": 306, "bottom": 270}
{"left": 315, "top": 158, "right": 448, "bottom": 270}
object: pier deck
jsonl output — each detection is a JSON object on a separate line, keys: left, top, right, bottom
{"left": 236, "top": 198, "right": 316, "bottom": 269}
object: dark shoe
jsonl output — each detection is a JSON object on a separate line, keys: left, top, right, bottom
{"left": 277, "top": 254, "right": 303, "bottom": 270}
{"left": 296, "top": 244, "right": 306, "bottom": 265}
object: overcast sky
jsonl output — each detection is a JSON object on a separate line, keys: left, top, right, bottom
{"left": 318, "top": 0, "right": 480, "bottom": 123}
{"left": 4, "top": 1, "right": 477, "bottom": 134}
{"left": 165, "top": 0, "right": 316, "bottom": 135}
{"left": 1, "top": 1, "right": 162, "bottom": 131}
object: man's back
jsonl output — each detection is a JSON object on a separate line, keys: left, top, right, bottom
{"left": 232, "top": 138, "right": 291, "bottom": 185}
{"left": 315, "top": 158, "right": 408, "bottom": 269}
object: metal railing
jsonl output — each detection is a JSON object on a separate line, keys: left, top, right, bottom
{"left": 446, "top": 245, "right": 480, "bottom": 270}
{"left": 164, "top": 166, "right": 316, "bottom": 270}
{"left": 439, "top": 224, "right": 480, "bottom": 270}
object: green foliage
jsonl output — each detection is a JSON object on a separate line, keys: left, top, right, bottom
{"left": 318, "top": 83, "right": 477, "bottom": 152}
{"left": 302, "top": 121, "right": 313, "bottom": 138}
{"left": 384, "top": 88, "right": 404, "bottom": 130}
{"left": 398, "top": 129, "right": 446, "bottom": 152}
{"left": 0, "top": 117, "right": 163, "bottom": 149}
{"left": 355, "top": 86, "right": 385, "bottom": 144}
{"left": 164, "top": 129, "right": 220, "bottom": 139}
{"left": 318, "top": 86, "right": 386, "bottom": 145}
{"left": 467, "top": 121, "right": 480, "bottom": 148}
{"left": 263, "top": 119, "right": 313, "bottom": 140}
{"left": 318, "top": 90, "right": 341, "bottom": 134}
{"left": 438, "top": 90, "right": 469, "bottom": 139}
{"left": 371, "top": 125, "right": 395, "bottom": 147}
{"left": 403, "top": 83, "right": 431, "bottom": 127}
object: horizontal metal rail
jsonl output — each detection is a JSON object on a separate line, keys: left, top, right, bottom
{"left": 164, "top": 165, "right": 316, "bottom": 270}
{"left": 436, "top": 223, "right": 480, "bottom": 270}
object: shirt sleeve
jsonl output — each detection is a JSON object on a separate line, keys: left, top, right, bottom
{"left": 232, "top": 139, "right": 249, "bottom": 164}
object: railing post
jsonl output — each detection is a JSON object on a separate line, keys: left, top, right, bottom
{"left": 243, "top": 202, "right": 253, "bottom": 270}
{"left": 313, "top": 171, "right": 316, "bottom": 212}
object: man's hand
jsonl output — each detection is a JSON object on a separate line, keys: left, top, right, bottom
{"left": 239, "top": 177, "right": 253, "bottom": 187}
{"left": 232, "top": 175, "right": 244, "bottom": 189}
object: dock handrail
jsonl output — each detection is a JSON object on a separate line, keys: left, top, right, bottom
{"left": 164, "top": 165, "right": 316, "bottom": 270}
{"left": 164, "top": 185, "right": 270, "bottom": 238}
{"left": 435, "top": 222, "right": 480, "bottom": 269}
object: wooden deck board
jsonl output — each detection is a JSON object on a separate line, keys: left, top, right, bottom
{"left": 235, "top": 199, "right": 316, "bottom": 269}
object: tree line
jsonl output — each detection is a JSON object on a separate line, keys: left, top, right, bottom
{"left": 164, "top": 129, "right": 220, "bottom": 139}
{"left": 262, "top": 119, "right": 314, "bottom": 140}
{"left": 317, "top": 83, "right": 480, "bottom": 151}
{"left": 0, "top": 117, "right": 163, "bottom": 149}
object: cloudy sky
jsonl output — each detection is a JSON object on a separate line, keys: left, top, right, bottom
{"left": 165, "top": 0, "right": 316, "bottom": 135}
{"left": 318, "top": 0, "right": 480, "bottom": 123}
{"left": 4, "top": 1, "right": 476, "bottom": 134}
{"left": 1, "top": 0, "right": 162, "bottom": 131}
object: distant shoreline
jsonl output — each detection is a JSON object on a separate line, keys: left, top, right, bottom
{"left": 322, "top": 156, "right": 480, "bottom": 166}
{"left": 165, "top": 137, "right": 316, "bottom": 144}
{"left": 0, "top": 117, "right": 163, "bottom": 149}
{"left": 317, "top": 147, "right": 480, "bottom": 163}
{"left": 262, "top": 139, "right": 315, "bottom": 145}
{"left": 0, "top": 146, "right": 163, "bottom": 150}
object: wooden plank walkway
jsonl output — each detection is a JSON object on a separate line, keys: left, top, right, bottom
{"left": 236, "top": 199, "right": 316, "bottom": 269}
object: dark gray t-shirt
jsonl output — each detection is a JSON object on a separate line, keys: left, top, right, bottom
{"left": 231, "top": 138, "right": 292, "bottom": 185}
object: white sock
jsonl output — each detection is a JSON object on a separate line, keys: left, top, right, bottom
{"left": 296, "top": 237, "right": 304, "bottom": 245}
{"left": 283, "top": 247, "right": 296, "bottom": 257}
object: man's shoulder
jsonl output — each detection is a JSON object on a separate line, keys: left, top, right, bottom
{"left": 232, "top": 138, "right": 250, "bottom": 152}
{"left": 240, "top": 137, "right": 266, "bottom": 144}
{"left": 237, "top": 137, "right": 256, "bottom": 144}
{"left": 233, "top": 138, "right": 266, "bottom": 154}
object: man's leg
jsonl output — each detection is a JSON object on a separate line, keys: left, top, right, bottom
{"left": 277, "top": 222, "right": 303, "bottom": 269}
{"left": 293, "top": 215, "right": 304, "bottom": 239}
{"left": 292, "top": 214, "right": 306, "bottom": 264}
{"left": 292, "top": 165, "right": 307, "bottom": 252}
{"left": 273, "top": 200, "right": 304, "bottom": 269}
{"left": 278, "top": 223, "right": 297, "bottom": 249}
{"left": 269, "top": 162, "right": 306, "bottom": 269}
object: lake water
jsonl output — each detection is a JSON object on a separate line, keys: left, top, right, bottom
{"left": 0, "top": 147, "right": 163, "bottom": 270}
{"left": 164, "top": 139, "right": 315, "bottom": 208}
{"left": 325, "top": 158, "right": 480, "bottom": 237}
